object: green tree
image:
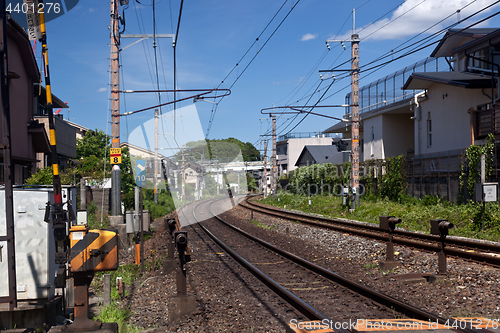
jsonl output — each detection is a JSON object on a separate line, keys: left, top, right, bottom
{"left": 77, "top": 129, "right": 110, "bottom": 160}
{"left": 246, "top": 172, "right": 258, "bottom": 192}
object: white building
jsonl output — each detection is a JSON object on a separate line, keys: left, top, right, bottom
{"left": 276, "top": 132, "right": 339, "bottom": 175}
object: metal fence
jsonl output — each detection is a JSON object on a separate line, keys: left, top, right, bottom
{"left": 345, "top": 57, "right": 452, "bottom": 115}
{"left": 406, "top": 150, "right": 465, "bottom": 201}
{"left": 278, "top": 132, "right": 338, "bottom": 141}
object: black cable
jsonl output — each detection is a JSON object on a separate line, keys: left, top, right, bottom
{"left": 316, "top": 1, "right": 500, "bottom": 106}
{"left": 357, "top": 0, "right": 406, "bottom": 35}
{"left": 152, "top": 0, "right": 162, "bottom": 115}
{"left": 206, "top": 0, "right": 301, "bottom": 138}
{"left": 361, "top": 0, "right": 500, "bottom": 71}
{"left": 361, "top": 0, "right": 428, "bottom": 40}
{"left": 257, "top": 0, "right": 500, "bottom": 144}
{"left": 133, "top": 0, "right": 156, "bottom": 88}
{"left": 173, "top": 0, "right": 184, "bottom": 114}
{"left": 361, "top": 9, "right": 500, "bottom": 74}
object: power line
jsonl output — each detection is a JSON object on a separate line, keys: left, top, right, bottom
{"left": 206, "top": 0, "right": 301, "bottom": 138}
{"left": 273, "top": 3, "right": 500, "bottom": 137}
{"left": 173, "top": 0, "right": 184, "bottom": 114}
{"left": 360, "top": 0, "right": 428, "bottom": 40}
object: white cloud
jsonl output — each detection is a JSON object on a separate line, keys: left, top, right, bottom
{"left": 96, "top": 87, "right": 107, "bottom": 93}
{"left": 89, "top": 8, "right": 96, "bottom": 13}
{"left": 301, "top": 33, "right": 317, "bottom": 41}
{"left": 334, "top": 0, "right": 500, "bottom": 41}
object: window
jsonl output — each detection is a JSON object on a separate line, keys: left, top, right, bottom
{"left": 427, "top": 112, "right": 432, "bottom": 147}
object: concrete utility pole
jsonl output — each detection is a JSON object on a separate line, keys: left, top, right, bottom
{"left": 110, "top": 0, "right": 121, "bottom": 216}
{"left": 181, "top": 148, "right": 185, "bottom": 200}
{"left": 272, "top": 115, "right": 277, "bottom": 197}
{"left": 325, "top": 8, "right": 360, "bottom": 210}
{"left": 154, "top": 109, "right": 159, "bottom": 203}
{"left": 263, "top": 140, "right": 268, "bottom": 197}
{"left": 350, "top": 12, "right": 361, "bottom": 210}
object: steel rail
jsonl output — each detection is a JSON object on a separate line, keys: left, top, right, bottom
{"left": 207, "top": 202, "right": 451, "bottom": 326}
{"left": 242, "top": 198, "right": 500, "bottom": 267}
{"left": 190, "top": 200, "right": 349, "bottom": 332}
{"left": 184, "top": 196, "right": 482, "bottom": 333}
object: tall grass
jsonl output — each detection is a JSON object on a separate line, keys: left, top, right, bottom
{"left": 261, "top": 192, "right": 500, "bottom": 242}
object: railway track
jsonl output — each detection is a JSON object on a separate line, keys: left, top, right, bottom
{"left": 240, "top": 197, "right": 500, "bottom": 267}
{"left": 186, "top": 196, "right": 482, "bottom": 333}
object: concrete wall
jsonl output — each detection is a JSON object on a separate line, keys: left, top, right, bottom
{"left": 363, "top": 113, "right": 414, "bottom": 161}
{"left": 91, "top": 188, "right": 110, "bottom": 215}
{"left": 415, "top": 84, "right": 489, "bottom": 155}
{"left": 286, "top": 137, "right": 333, "bottom": 173}
{"left": 383, "top": 114, "right": 414, "bottom": 158}
{"left": 363, "top": 116, "right": 385, "bottom": 160}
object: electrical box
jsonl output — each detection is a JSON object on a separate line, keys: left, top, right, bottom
{"left": 125, "top": 210, "right": 150, "bottom": 234}
{"left": 69, "top": 225, "right": 118, "bottom": 272}
{"left": 0, "top": 187, "right": 76, "bottom": 301}
{"left": 475, "top": 182, "right": 498, "bottom": 202}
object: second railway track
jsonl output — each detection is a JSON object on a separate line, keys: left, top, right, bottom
{"left": 240, "top": 196, "right": 500, "bottom": 267}
{"left": 184, "top": 196, "right": 483, "bottom": 333}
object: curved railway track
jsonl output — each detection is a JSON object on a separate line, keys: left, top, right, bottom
{"left": 240, "top": 197, "right": 500, "bottom": 267}
{"left": 183, "top": 196, "right": 481, "bottom": 333}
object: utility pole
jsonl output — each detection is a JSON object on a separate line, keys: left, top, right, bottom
{"left": 324, "top": 8, "right": 360, "bottom": 210}
{"left": 350, "top": 11, "right": 361, "bottom": 210}
{"left": 110, "top": 0, "right": 121, "bottom": 216}
{"left": 181, "top": 148, "right": 185, "bottom": 200}
{"left": 272, "top": 115, "right": 277, "bottom": 197}
{"left": 154, "top": 108, "right": 159, "bottom": 203}
{"left": 263, "top": 140, "right": 268, "bottom": 197}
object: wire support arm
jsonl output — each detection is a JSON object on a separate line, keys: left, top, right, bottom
{"left": 119, "top": 89, "right": 231, "bottom": 116}
{"left": 260, "top": 105, "right": 351, "bottom": 122}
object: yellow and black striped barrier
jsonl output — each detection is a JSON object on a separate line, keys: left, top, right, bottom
{"left": 69, "top": 225, "right": 119, "bottom": 272}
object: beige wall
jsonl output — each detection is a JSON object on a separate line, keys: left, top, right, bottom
{"left": 363, "top": 116, "right": 384, "bottom": 160}
{"left": 415, "top": 84, "right": 489, "bottom": 155}
{"left": 383, "top": 114, "right": 414, "bottom": 157}
{"left": 363, "top": 113, "right": 413, "bottom": 161}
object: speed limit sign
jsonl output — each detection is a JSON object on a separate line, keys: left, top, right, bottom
{"left": 110, "top": 148, "right": 122, "bottom": 164}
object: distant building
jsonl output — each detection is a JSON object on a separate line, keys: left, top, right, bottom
{"left": 323, "top": 28, "right": 500, "bottom": 201}
{"left": 276, "top": 132, "right": 339, "bottom": 175}
{"left": 295, "top": 145, "right": 348, "bottom": 168}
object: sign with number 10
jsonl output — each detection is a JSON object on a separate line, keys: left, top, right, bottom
{"left": 136, "top": 160, "right": 146, "bottom": 187}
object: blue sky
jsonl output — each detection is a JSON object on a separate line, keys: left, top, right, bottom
{"left": 19, "top": 0, "right": 500, "bottom": 154}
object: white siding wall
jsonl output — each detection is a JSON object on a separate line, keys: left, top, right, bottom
{"left": 415, "top": 84, "right": 489, "bottom": 154}
{"left": 363, "top": 116, "right": 384, "bottom": 160}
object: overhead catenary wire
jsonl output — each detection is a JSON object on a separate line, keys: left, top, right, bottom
{"left": 270, "top": 1, "right": 500, "bottom": 138}
{"left": 206, "top": 0, "right": 302, "bottom": 138}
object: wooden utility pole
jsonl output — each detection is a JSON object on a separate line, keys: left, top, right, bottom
{"left": 110, "top": 0, "right": 121, "bottom": 216}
